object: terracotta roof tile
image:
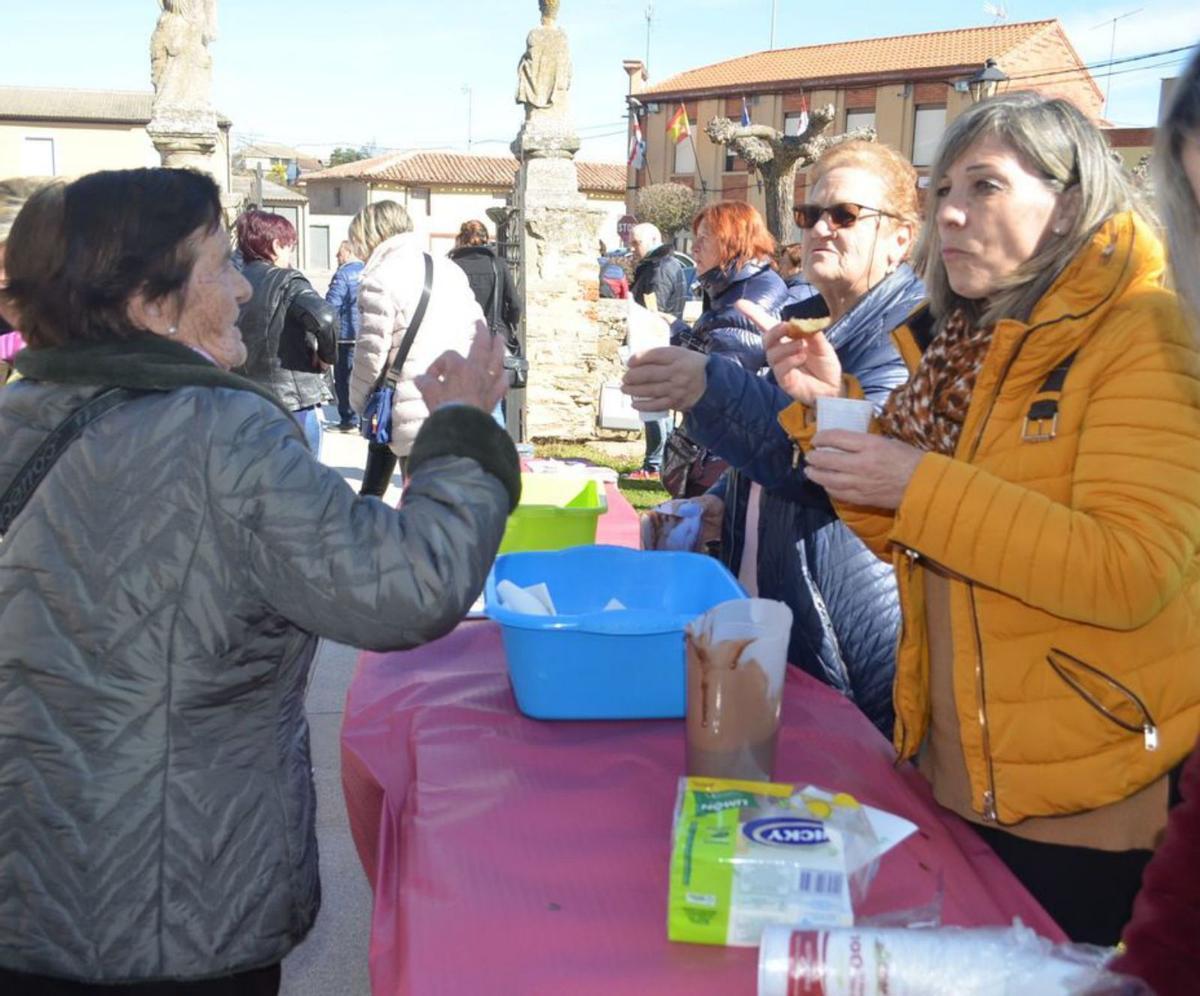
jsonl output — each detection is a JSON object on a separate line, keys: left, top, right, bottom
{"left": 642, "top": 20, "right": 1066, "bottom": 96}
{"left": 303, "top": 151, "right": 624, "bottom": 193}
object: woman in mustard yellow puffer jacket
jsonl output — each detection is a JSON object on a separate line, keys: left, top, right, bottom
{"left": 755, "top": 93, "right": 1200, "bottom": 945}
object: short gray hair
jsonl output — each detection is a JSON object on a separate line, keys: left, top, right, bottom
{"left": 348, "top": 200, "right": 412, "bottom": 260}
{"left": 631, "top": 223, "right": 662, "bottom": 249}
{"left": 915, "top": 92, "right": 1140, "bottom": 330}
{"left": 1156, "top": 49, "right": 1200, "bottom": 327}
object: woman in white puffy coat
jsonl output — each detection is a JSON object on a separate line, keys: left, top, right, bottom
{"left": 349, "top": 200, "right": 485, "bottom": 495}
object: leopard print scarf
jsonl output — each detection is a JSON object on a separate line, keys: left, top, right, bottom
{"left": 876, "top": 310, "right": 995, "bottom": 456}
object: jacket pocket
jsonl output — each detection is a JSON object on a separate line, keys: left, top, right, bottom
{"left": 1046, "top": 648, "right": 1159, "bottom": 751}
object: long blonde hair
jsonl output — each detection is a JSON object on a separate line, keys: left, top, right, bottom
{"left": 1156, "top": 49, "right": 1200, "bottom": 326}
{"left": 348, "top": 200, "right": 412, "bottom": 261}
{"left": 915, "top": 92, "right": 1139, "bottom": 330}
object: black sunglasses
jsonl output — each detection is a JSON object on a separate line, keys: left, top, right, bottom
{"left": 792, "top": 202, "right": 900, "bottom": 231}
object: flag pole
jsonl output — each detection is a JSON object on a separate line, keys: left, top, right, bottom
{"left": 685, "top": 110, "right": 708, "bottom": 203}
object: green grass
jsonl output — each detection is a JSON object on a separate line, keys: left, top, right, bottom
{"left": 534, "top": 442, "right": 670, "bottom": 511}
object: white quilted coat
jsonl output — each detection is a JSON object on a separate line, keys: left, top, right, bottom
{"left": 351, "top": 232, "right": 484, "bottom": 456}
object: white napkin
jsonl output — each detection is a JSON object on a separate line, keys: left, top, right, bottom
{"left": 496, "top": 580, "right": 557, "bottom": 615}
{"left": 495, "top": 581, "right": 626, "bottom": 616}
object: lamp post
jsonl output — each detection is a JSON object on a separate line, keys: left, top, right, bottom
{"left": 967, "top": 58, "right": 1008, "bottom": 104}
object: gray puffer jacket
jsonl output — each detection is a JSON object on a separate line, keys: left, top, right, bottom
{"left": 0, "top": 337, "right": 518, "bottom": 984}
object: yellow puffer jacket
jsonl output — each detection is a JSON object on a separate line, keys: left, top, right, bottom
{"left": 780, "top": 212, "right": 1200, "bottom": 825}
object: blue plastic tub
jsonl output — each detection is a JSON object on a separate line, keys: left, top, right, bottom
{"left": 484, "top": 546, "right": 746, "bottom": 720}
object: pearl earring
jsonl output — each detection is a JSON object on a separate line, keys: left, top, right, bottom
{"left": 166, "top": 325, "right": 178, "bottom": 336}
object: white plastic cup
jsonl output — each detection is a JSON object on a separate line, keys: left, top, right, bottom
{"left": 758, "top": 925, "right": 1089, "bottom": 996}
{"left": 815, "top": 396, "right": 874, "bottom": 435}
{"left": 626, "top": 300, "right": 671, "bottom": 422}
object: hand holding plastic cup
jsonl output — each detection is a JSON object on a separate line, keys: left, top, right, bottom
{"left": 626, "top": 299, "right": 672, "bottom": 422}
{"left": 815, "top": 396, "right": 874, "bottom": 450}
{"left": 685, "top": 598, "right": 793, "bottom": 783}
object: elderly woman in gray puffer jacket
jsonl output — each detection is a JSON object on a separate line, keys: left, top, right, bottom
{"left": 0, "top": 168, "right": 516, "bottom": 996}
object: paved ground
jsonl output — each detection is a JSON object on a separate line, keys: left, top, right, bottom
{"left": 280, "top": 411, "right": 400, "bottom": 996}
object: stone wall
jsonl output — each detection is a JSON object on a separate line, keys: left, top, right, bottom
{"left": 525, "top": 293, "right": 637, "bottom": 442}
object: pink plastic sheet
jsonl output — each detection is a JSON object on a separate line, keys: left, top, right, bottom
{"left": 340, "top": 485, "right": 1064, "bottom": 994}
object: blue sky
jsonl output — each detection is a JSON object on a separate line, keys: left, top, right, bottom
{"left": 4, "top": 1, "right": 1196, "bottom": 163}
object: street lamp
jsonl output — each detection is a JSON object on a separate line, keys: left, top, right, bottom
{"left": 967, "top": 58, "right": 1008, "bottom": 104}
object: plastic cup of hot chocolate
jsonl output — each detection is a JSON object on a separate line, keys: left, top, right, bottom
{"left": 685, "top": 598, "right": 792, "bottom": 783}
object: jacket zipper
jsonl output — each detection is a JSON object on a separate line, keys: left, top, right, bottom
{"left": 966, "top": 585, "right": 999, "bottom": 821}
{"left": 954, "top": 332, "right": 1040, "bottom": 824}
{"left": 899, "top": 547, "right": 998, "bottom": 821}
{"left": 1047, "top": 648, "right": 1160, "bottom": 751}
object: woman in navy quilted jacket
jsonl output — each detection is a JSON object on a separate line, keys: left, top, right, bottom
{"left": 626, "top": 142, "right": 922, "bottom": 736}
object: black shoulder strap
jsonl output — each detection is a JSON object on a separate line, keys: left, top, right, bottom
{"left": 1022, "top": 351, "right": 1078, "bottom": 443}
{"left": 0, "top": 386, "right": 147, "bottom": 537}
{"left": 375, "top": 252, "right": 434, "bottom": 391}
{"left": 488, "top": 256, "right": 502, "bottom": 334}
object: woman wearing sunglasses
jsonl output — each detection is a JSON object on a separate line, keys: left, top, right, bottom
{"left": 625, "top": 140, "right": 923, "bottom": 736}
{"left": 767, "top": 92, "right": 1200, "bottom": 946}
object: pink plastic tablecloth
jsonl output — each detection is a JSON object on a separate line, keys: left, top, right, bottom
{"left": 340, "top": 485, "right": 1065, "bottom": 995}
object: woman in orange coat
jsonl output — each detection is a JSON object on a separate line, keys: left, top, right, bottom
{"left": 753, "top": 92, "right": 1200, "bottom": 944}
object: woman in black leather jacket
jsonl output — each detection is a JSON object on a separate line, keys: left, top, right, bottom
{"left": 448, "top": 219, "right": 521, "bottom": 426}
{"left": 234, "top": 210, "right": 337, "bottom": 452}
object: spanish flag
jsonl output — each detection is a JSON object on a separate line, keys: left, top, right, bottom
{"left": 667, "top": 104, "right": 690, "bottom": 145}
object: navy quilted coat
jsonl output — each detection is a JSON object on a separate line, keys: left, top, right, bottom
{"left": 686, "top": 259, "right": 790, "bottom": 370}
{"left": 683, "top": 264, "right": 925, "bottom": 736}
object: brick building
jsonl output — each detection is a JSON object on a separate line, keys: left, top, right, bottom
{"left": 625, "top": 20, "right": 1103, "bottom": 236}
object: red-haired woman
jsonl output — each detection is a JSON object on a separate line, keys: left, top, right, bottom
{"left": 234, "top": 209, "right": 337, "bottom": 453}
{"left": 684, "top": 200, "right": 789, "bottom": 368}
{"left": 657, "top": 201, "right": 789, "bottom": 495}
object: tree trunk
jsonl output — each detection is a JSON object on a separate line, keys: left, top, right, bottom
{"left": 761, "top": 161, "right": 799, "bottom": 243}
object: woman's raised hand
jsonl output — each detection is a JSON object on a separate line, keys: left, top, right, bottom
{"left": 736, "top": 299, "right": 843, "bottom": 405}
{"left": 622, "top": 346, "right": 708, "bottom": 413}
{"left": 415, "top": 319, "right": 508, "bottom": 413}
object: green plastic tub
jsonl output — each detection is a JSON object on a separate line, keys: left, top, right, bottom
{"left": 497, "top": 474, "right": 608, "bottom": 554}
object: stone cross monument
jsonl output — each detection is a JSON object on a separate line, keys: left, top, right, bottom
{"left": 512, "top": 0, "right": 606, "bottom": 440}
{"left": 148, "top": 0, "right": 221, "bottom": 181}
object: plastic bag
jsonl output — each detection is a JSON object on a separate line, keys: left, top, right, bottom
{"left": 668, "top": 777, "right": 882, "bottom": 947}
{"left": 758, "top": 921, "right": 1154, "bottom": 996}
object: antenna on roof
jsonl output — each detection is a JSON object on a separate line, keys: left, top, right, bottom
{"left": 644, "top": 3, "right": 653, "bottom": 72}
{"left": 982, "top": 2, "right": 1007, "bottom": 23}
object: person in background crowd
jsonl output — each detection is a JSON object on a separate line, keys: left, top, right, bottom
{"left": 1110, "top": 49, "right": 1200, "bottom": 996}
{"left": 599, "top": 252, "right": 630, "bottom": 299}
{"left": 767, "top": 92, "right": 1200, "bottom": 946}
{"left": 233, "top": 209, "right": 337, "bottom": 453}
{"left": 449, "top": 219, "right": 522, "bottom": 427}
{"left": 0, "top": 167, "right": 516, "bottom": 995}
{"left": 625, "top": 141, "right": 922, "bottom": 736}
{"left": 325, "top": 240, "right": 364, "bottom": 432}
{"left": 0, "top": 177, "right": 46, "bottom": 386}
{"left": 350, "top": 201, "right": 485, "bottom": 497}
{"left": 777, "top": 240, "right": 818, "bottom": 307}
{"left": 655, "top": 199, "right": 790, "bottom": 496}
{"left": 625, "top": 222, "right": 687, "bottom": 480}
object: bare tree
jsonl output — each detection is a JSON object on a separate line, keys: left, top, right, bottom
{"left": 705, "top": 103, "right": 876, "bottom": 240}
{"left": 636, "top": 182, "right": 704, "bottom": 242}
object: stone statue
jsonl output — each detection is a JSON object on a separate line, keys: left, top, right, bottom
{"left": 516, "top": 0, "right": 571, "bottom": 122}
{"left": 150, "top": 0, "right": 217, "bottom": 115}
